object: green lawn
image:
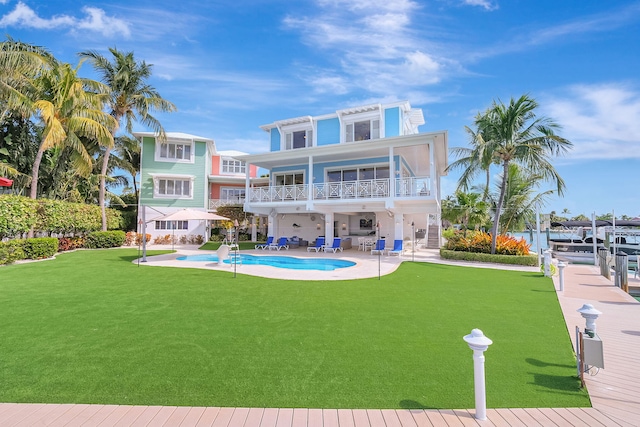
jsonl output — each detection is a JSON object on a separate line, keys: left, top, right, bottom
{"left": 0, "top": 249, "right": 589, "bottom": 409}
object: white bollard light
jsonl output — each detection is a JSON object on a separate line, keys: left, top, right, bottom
{"left": 577, "top": 304, "right": 602, "bottom": 335}
{"left": 558, "top": 261, "right": 566, "bottom": 292}
{"left": 463, "top": 329, "right": 493, "bottom": 421}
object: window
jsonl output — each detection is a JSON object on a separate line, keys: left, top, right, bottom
{"left": 157, "top": 178, "right": 191, "bottom": 197}
{"left": 346, "top": 119, "right": 380, "bottom": 142}
{"left": 222, "top": 158, "right": 246, "bottom": 174}
{"left": 274, "top": 172, "right": 304, "bottom": 186}
{"left": 285, "top": 129, "right": 312, "bottom": 150}
{"left": 155, "top": 220, "right": 188, "bottom": 230}
{"left": 221, "top": 187, "right": 245, "bottom": 202}
{"left": 158, "top": 141, "right": 192, "bottom": 161}
{"left": 326, "top": 165, "right": 389, "bottom": 182}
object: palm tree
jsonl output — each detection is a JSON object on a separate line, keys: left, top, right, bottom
{"left": 447, "top": 113, "right": 497, "bottom": 202}
{"left": 490, "top": 163, "right": 553, "bottom": 232}
{"left": 79, "top": 48, "right": 177, "bottom": 231}
{"left": 28, "top": 61, "right": 116, "bottom": 200}
{"left": 441, "top": 191, "right": 489, "bottom": 234}
{"left": 473, "top": 94, "right": 572, "bottom": 254}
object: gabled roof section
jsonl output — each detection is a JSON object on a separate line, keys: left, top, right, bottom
{"left": 260, "top": 116, "right": 313, "bottom": 132}
{"left": 133, "top": 131, "right": 216, "bottom": 153}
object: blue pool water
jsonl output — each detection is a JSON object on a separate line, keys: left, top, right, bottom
{"left": 177, "top": 254, "right": 356, "bottom": 271}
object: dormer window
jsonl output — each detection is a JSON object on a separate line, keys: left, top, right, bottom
{"left": 346, "top": 119, "right": 380, "bottom": 142}
{"left": 285, "top": 129, "right": 313, "bottom": 150}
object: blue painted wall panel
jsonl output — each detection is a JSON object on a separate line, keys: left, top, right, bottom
{"left": 384, "top": 107, "right": 400, "bottom": 137}
{"left": 317, "top": 118, "right": 340, "bottom": 146}
{"left": 270, "top": 129, "right": 281, "bottom": 152}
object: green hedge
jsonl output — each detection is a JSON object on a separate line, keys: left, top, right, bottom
{"left": 22, "top": 237, "right": 59, "bottom": 260}
{"left": 439, "top": 248, "right": 538, "bottom": 266}
{"left": 0, "top": 239, "right": 26, "bottom": 265}
{"left": 85, "top": 231, "right": 126, "bottom": 249}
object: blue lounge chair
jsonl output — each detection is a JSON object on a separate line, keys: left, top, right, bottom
{"left": 269, "top": 237, "right": 289, "bottom": 251}
{"left": 255, "top": 236, "right": 274, "bottom": 250}
{"left": 371, "top": 239, "right": 386, "bottom": 255}
{"left": 307, "top": 237, "right": 325, "bottom": 252}
{"left": 388, "top": 239, "right": 403, "bottom": 257}
{"left": 323, "top": 238, "right": 343, "bottom": 253}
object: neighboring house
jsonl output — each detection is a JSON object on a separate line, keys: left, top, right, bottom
{"left": 135, "top": 132, "right": 257, "bottom": 241}
{"left": 235, "top": 101, "right": 448, "bottom": 249}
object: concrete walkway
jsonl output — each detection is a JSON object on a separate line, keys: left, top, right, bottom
{"left": 1, "top": 250, "right": 639, "bottom": 426}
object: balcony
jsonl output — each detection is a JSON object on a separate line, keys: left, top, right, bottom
{"left": 247, "top": 177, "right": 431, "bottom": 203}
{"left": 209, "top": 198, "right": 245, "bottom": 210}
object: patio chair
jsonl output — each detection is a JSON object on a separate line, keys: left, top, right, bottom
{"left": 371, "top": 239, "right": 386, "bottom": 255}
{"left": 307, "top": 237, "right": 325, "bottom": 252}
{"left": 323, "top": 238, "right": 343, "bottom": 253}
{"left": 255, "top": 236, "right": 274, "bottom": 250}
{"left": 388, "top": 239, "right": 403, "bottom": 257}
{"left": 269, "top": 237, "right": 289, "bottom": 251}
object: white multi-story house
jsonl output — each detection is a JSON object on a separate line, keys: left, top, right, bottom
{"left": 235, "top": 101, "right": 448, "bottom": 249}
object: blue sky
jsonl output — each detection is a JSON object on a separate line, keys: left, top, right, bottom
{"left": 1, "top": 0, "right": 639, "bottom": 218}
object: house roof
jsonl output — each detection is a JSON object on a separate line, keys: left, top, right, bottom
{"left": 133, "top": 131, "right": 214, "bottom": 143}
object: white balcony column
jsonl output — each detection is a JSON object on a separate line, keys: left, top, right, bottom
{"left": 394, "top": 213, "right": 404, "bottom": 241}
{"left": 308, "top": 155, "right": 314, "bottom": 204}
{"left": 389, "top": 146, "right": 395, "bottom": 198}
{"left": 324, "top": 212, "right": 334, "bottom": 239}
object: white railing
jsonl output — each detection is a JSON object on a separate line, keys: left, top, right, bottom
{"left": 209, "top": 198, "right": 245, "bottom": 209}
{"left": 247, "top": 177, "right": 431, "bottom": 203}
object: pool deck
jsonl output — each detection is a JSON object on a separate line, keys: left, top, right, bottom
{"left": 1, "top": 248, "right": 639, "bottom": 426}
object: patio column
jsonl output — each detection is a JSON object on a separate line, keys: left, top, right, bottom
{"left": 268, "top": 214, "right": 276, "bottom": 238}
{"left": 394, "top": 213, "right": 404, "bottom": 241}
{"left": 324, "top": 212, "right": 334, "bottom": 240}
{"left": 251, "top": 216, "right": 257, "bottom": 242}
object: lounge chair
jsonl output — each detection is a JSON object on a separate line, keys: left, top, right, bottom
{"left": 371, "top": 239, "right": 386, "bottom": 255}
{"left": 255, "top": 236, "right": 274, "bottom": 250}
{"left": 388, "top": 239, "right": 403, "bottom": 257}
{"left": 323, "top": 238, "right": 343, "bottom": 253}
{"left": 269, "top": 237, "right": 289, "bottom": 251}
{"left": 307, "top": 237, "right": 325, "bottom": 252}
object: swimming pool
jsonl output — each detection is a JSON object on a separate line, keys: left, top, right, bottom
{"left": 176, "top": 254, "right": 356, "bottom": 271}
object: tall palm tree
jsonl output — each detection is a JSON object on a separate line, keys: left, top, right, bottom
{"left": 79, "top": 48, "right": 177, "bottom": 231}
{"left": 490, "top": 163, "right": 553, "bottom": 232}
{"left": 476, "top": 94, "right": 572, "bottom": 253}
{"left": 447, "top": 113, "right": 497, "bottom": 202}
{"left": 28, "top": 61, "right": 116, "bottom": 200}
{"left": 441, "top": 191, "right": 489, "bottom": 233}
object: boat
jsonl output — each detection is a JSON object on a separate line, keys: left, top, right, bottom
{"left": 548, "top": 220, "right": 640, "bottom": 264}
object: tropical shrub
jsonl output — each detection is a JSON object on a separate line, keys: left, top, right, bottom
{"left": 0, "top": 195, "right": 38, "bottom": 238}
{"left": 440, "top": 248, "right": 537, "bottom": 266}
{"left": 22, "top": 237, "right": 59, "bottom": 259}
{"left": 0, "top": 239, "right": 26, "bottom": 265}
{"left": 444, "top": 230, "right": 530, "bottom": 256}
{"left": 57, "top": 237, "right": 85, "bottom": 252}
{"left": 84, "top": 231, "right": 126, "bottom": 249}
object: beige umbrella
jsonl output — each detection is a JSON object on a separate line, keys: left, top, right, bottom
{"left": 154, "top": 208, "right": 229, "bottom": 222}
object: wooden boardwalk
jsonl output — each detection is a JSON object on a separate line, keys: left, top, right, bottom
{"left": 1, "top": 263, "right": 638, "bottom": 426}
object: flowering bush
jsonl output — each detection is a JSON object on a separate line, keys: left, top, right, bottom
{"left": 444, "top": 230, "right": 530, "bottom": 256}
{"left": 58, "top": 237, "right": 85, "bottom": 252}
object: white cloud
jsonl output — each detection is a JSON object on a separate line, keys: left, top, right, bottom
{"left": 544, "top": 83, "right": 640, "bottom": 160}
{"left": 283, "top": 0, "right": 462, "bottom": 100}
{"left": 0, "top": 2, "right": 130, "bottom": 37}
{"left": 462, "top": 0, "right": 498, "bottom": 11}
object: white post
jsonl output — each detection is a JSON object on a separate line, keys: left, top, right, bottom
{"left": 463, "top": 329, "right": 493, "bottom": 421}
{"left": 558, "top": 261, "right": 566, "bottom": 292}
{"left": 141, "top": 204, "right": 147, "bottom": 262}
{"left": 536, "top": 210, "right": 541, "bottom": 267}
{"left": 543, "top": 250, "right": 552, "bottom": 277}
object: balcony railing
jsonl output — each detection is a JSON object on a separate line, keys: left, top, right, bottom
{"left": 247, "top": 177, "right": 431, "bottom": 203}
{"left": 209, "top": 198, "right": 246, "bottom": 210}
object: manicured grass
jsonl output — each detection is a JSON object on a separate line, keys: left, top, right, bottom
{"left": 0, "top": 249, "right": 589, "bottom": 409}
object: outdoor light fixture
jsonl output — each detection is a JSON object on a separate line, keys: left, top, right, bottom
{"left": 317, "top": 223, "right": 321, "bottom": 230}
{"left": 341, "top": 223, "right": 346, "bottom": 230}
